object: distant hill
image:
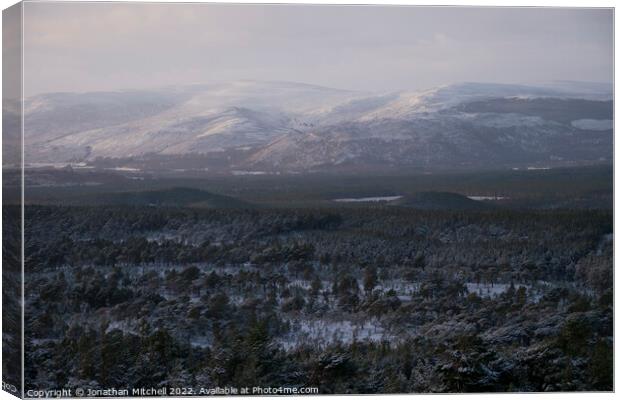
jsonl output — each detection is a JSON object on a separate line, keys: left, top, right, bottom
{"left": 393, "top": 191, "right": 494, "bottom": 211}
{"left": 72, "top": 187, "right": 252, "bottom": 208}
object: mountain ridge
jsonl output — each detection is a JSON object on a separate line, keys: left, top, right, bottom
{"left": 11, "top": 80, "right": 613, "bottom": 172}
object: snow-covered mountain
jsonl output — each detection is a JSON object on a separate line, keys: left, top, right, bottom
{"left": 16, "top": 80, "right": 613, "bottom": 172}
{"left": 21, "top": 81, "right": 363, "bottom": 163}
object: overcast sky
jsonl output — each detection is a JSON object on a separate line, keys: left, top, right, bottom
{"left": 23, "top": 3, "right": 613, "bottom": 96}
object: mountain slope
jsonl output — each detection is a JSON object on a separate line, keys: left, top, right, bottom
{"left": 20, "top": 80, "right": 613, "bottom": 172}
{"left": 23, "top": 81, "right": 365, "bottom": 163}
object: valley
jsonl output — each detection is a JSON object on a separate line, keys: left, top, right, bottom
{"left": 4, "top": 80, "right": 613, "bottom": 394}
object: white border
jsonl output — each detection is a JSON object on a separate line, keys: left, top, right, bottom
{"left": 0, "top": 1, "right": 617, "bottom": 400}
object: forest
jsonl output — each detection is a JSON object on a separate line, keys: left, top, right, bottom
{"left": 12, "top": 203, "right": 613, "bottom": 393}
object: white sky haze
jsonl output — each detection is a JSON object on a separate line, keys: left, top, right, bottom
{"left": 22, "top": 2, "right": 613, "bottom": 96}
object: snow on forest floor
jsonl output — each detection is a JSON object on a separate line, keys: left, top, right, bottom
{"left": 465, "top": 282, "right": 529, "bottom": 297}
{"left": 278, "top": 317, "right": 393, "bottom": 350}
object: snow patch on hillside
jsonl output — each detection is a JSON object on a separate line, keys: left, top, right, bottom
{"left": 571, "top": 119, "right": 613, "bottom": 131}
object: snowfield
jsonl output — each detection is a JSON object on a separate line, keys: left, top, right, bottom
{"left": 333, "top": 196, "right": 403, "bottom": 203}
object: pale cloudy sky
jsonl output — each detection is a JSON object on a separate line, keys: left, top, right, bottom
{"left": 22, "top": 2, "right": 613, "bottom": 96}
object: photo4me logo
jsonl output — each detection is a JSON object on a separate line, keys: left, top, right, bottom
{"left": 2, "top": 381, "right": 18, "bottom": 394}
